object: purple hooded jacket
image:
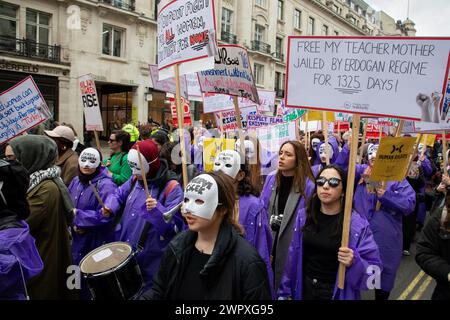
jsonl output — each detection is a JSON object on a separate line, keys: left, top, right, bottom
{"left": 68, "top": 167, "right": 117, "bottom": 265}
{"left": 416, "top": 156, "right": 433, "bottom": 224}
{"left": 238, "top": 195, "right": 274, "bottom": 293}
{"left": 0, "top": 222, "right": 43, "bottom": 300}
{"left": 104, "top": 164, "right": 184, "bottom": 291}
{"left": 337, "top": 143, "right": 416, "bottom": 291}
{"left": 278, "top": 210, "right": 382, "bottom": 300}
{"left": 260, "top": 172, "right": 315, "bottom": 291}
{"left": 311, "top": 136, "right": 340, "bottom": 177}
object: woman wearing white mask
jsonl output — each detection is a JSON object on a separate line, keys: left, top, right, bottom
{"left": 140, "top": 172, "right": 271, "bottom": 300}
{"left": 213, "top": 150, "right": 273, "bottom": 293}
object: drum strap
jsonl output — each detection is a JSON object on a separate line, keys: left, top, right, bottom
{"left": 137, "top": 180, "right": 179, "bottom": 252}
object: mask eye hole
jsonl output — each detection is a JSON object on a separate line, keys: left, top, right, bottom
{"left": 184, "top": 197, "right": 189, "bottom": 203}
{"left": 225, "top": 164, "right": 232, "bottom": 168}
{"left": 214, "top": 162, "right": 220, "bottom": 166}
{"left": 195, "top": 199, "right": 204, "bottom": 205}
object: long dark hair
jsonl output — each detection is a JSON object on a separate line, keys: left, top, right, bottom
{"left": 276, "top": 140, "right": 315, "bottom": 197}
{"left": 302, "top": 164, "right": 347, "bottom": 237}
{"left": 237, "top": 161, "right": 260, "bottom": 197}
{"left": 443, "top": 192, "right": 450, "bottom": 231}
{"left": 112, "top": 130, "right": 131, "bottom": 153}
{"left": 208, "top": 171, "right": 244, "bottom": 235}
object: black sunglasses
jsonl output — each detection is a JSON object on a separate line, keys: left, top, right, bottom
{"left": 316, "top": 176, "right": 341, "bottom": 188}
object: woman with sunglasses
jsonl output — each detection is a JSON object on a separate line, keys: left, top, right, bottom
{"left": 338, "top": 139, "right": 416, "bottom": 300}
{"left": 260, "top": 140, "right": 315, "bottom": 291}
{"left": 103, "top": 130, "right": 132, "bottom": 186}
{"left": 278, "top": 164, "right": 381, "bottom": 300}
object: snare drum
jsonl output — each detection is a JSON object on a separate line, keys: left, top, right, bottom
{"left": 79, "top": 242, "right": 144, "bottom": 300}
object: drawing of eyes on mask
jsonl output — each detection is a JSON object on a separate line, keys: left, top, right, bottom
{"left": 182, "top": 174, "right": 221, "bottom": 220}
{"left": 319, "top": 143, "right": 333, "bottom": 163}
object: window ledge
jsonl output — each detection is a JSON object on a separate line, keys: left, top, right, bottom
{"left": 100, "top": 54, "right": 128, "bottom": 63}
{"left": 294, "top": 27, "right": 302, "bottom": 33}
{"left": 256, "top": 84, "right": 265, "bottom": 88}
{"left": 255, "top": 4, "right": 267, "bottom": 11}
{"left": 277, "top": 19, "right": 286, "bottom": 25}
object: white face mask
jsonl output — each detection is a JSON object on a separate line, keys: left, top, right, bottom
{"left": 418, "top": 143, "right": 425, "bottom": 154}
{"left": 182, "top": 174, "right": 219, "bottom": 220}
{"left": 311, "top": 138, "right": 321, "bottom": 151}
{"left": 367, "top": 144, "right": 379, "bottom": 164}
{"left": 78, "top": 148, "right": 101, "bottom": 169}
{"left": 127, "top": 149, "right": 158, "bottom": 176}
{"left": 235, "top": 140, "right": 255, "bottom": 159}
{"left": 319, "top": 143, "right": 334, "bottom": 163}
{"left": 213, "top": 150, "right": 241, "bottom": 179}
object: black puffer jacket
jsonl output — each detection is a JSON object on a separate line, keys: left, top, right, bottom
{"left": 416, "top": 209, "right": 450, "bottom": 300}
{"left": 140, "top": 220, "right": 272, "bottom": 300}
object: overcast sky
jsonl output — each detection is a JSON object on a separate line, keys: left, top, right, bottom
{"left": 365, "top": 0, "right": 450, "bottom": 36}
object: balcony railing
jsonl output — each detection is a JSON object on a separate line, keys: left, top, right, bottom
{"left": 220, "top": 31, "right": 237, "bottom": 44}
{"left": 0, "top": 36, "right": 61, "bottom": 64}
{"left": 100, "top": 0, "right": 136, "bottom": 12}
{"left": 276, "top": 89, "right": 285, "bottom": 99}
{"left": 251, "top": 40, "right": 271, "bottom": 54}
{"left": 275, "top": 51, "right": 284, "bottom": 61}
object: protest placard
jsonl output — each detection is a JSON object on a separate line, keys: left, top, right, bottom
{"left": 79, "top": 74, "right": 104, "bottom": 132}
{"left": 0, "top": 76, "right": 50, "bottom": 143}
{"left": 238, "top": 89, "right": 275, "bottom": 113}
{"left": 203, "top": 138, "right": 235, "bottom": 172}
{"left": 286, "top": 37, "right": 450, "bottom": 120}
{"left": 419, "top": 134, "right": 436, "bottom": 147}
{"left": 157, "top": 0, "right": 217, "bottom": 80}
{"left": 169, "top": 97, "right": 192, "bottom": 127}
{"left": 247, "top": 114, "right": 285, "bottom": 129}
{"left": 198, "top": 44, "right": 259, "bottom": 103}
{"left": 185, "top": 73, "right": 202, "bottom": 100}
{"left": 304, "top": 110, "right": 335, "bottom": 122}
{"left": 370, "top": 136, "right": 417, "bottom": 181}
{"left": 149, "top": 64, "right": 188, "bottom": 98}
{"left": 213, "top": 106, "right": 257, "bottom": 132}
{"left": 256, "top": 121, "right": 298, "bottom": 153}
{"left": 283, "top": 108, "right": 306, "bottom": 122}
{"left": 203, "top": 93, "right": 234, "bottom": 113}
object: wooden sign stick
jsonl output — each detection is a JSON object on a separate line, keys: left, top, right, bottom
{"left": 305, "top": 112, "right": 309, "bottom": 151}
{"left": 358, "top": 121, "right": 368, "bottom": 164}
{"left": 89, "top": 181, "right": 105, "bottom": 209}
{"left": 93, "top": 130, "right": 101, "bottom": 151}
{"left": 136, "top": 144, "right": 150, "bottom": 199}
{"left": 174, "top": 64, "right": 189, "bottom": 188}
{"left": 404, "top": 134, "right": 422, "bottom": 179}
{"left": 322, "top": 111, "right": 330, "bottom": 165}
{"left": 338, "top": 114, "right": 360, "bottom": 289}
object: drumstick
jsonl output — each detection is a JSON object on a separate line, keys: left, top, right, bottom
{"left": 136, "top": 144, "right": 151, "bottom": 198}
{"left": 89, "top": 181, "right": 105, "bottom": 209}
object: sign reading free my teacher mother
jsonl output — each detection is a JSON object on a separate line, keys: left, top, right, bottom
{"left": 286, "top": 37, "right": 450, "bottom": 121}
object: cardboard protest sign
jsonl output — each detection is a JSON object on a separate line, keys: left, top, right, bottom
{"left": 169, "top": 97, "right": 192, "bottom": 127}
{"left": 203, "top": 138, "right": 235, "bottom": 172}
{"left": 418, "top": 134, "right": 436, "bottom": 147}
{"left": 0, "top": 76, "right": 50, "bottom": 143}
{"left": 149, "top": 64, "right": 188, "bottom": 98}
{"left": 79, "top": 74, "right": 103, "bottom": 131}
{"left": 286, "top": 36, "right": 450, "bottom": 120}
{"left": 366, "top": 123, "right": 385, "bottom": 139}
{"left": 185, "top": 73, "right": 202, "bottom": 100}
{"left": 203, "top": 93, "right": 234, "bottom": 113}
{"left": 247, "top": 114, "right": 285, "bottom": 129}
{"left": 198, "top": 44, "right": 259, "bottom": 103}
{"left": 370, "top": 136, "right": 416, "bottom": 181}
{"left": 256, "top": 121, "right": 298, "bottom": 153}
{"left": 283, "top": 108, "right": 307, "bottom": 122}
{"left": 304, "top": 111, "right": 335, "bottom": 122}
{"left": 213, "top": 106, "right": 257, "bottom": 132}
{"left": 157, "top": 0, "right": 217, "bottom": 80}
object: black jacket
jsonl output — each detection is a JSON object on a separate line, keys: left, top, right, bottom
{"left": 140, "top": 221, "right": 272, "bottom": 300}
{"left": 415, "top": 209, "right": 450, "bottom": 300}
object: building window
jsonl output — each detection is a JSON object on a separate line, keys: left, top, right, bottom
{"left": 294, "top": 9, "right": 301, "bottom": 29}
{"left": 255, "top": 0, "right": 266, "bottom": 7}
{"left": 221, "top": 8, "right": 233, "bottom": 34}
{"left": 254, "top": 63, "right": 264, "bottom": 85}
{"left": 0, "top": 1, "right": 18, "bottom": 40}
{"left": 334, "top": 30, "right": 339, "bottom": 36}
{"left": 275, "top": 71, "right": 281, "bottom": 90}
{"left": 276, "top": 37, "right": 283, "bottom": 60}
{"left": 332, "top": 4, "right": 340, "bottom": 15}
{"left": 322, "top": 24, "right": 329, "bottom": 35}
{"left": 255, "top": 24, "right": 265, "bottom": 42}
{"left": 26, "top": 9, "right": 50, "bottom": 45}
{"left": 307, "top": 17, "right": 315, "bottom": 35}
{"left": 350, "top": 16, "right": 357, "bottom": 25}
{"left": 102, "top": 24, "right": 124, "bottom": 57}
{"left": 277, "top": 0, "right": 284, "bottom": 21}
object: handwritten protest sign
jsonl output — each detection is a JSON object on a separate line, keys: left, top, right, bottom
{"left": 0, "top": 76, "right": 50, "bottom": 143}
{"left": 283, "top": 108, "right": 306, "bottom": 122}
{"left": 198, "top": 44, "right": 259, "bottom": 103}
{"left": 186, "top": 73, "right": 202, "bottom": 100}
{"left": 213, "top": 106, "right": 257, "bottom": 132}
{"left": 286, "top": 37, "right": 450, "bottom": 120}
{"left": 169, "top": 97, "right": 191, "bottom": 127}
{"left": 79, "top": 74, "right": 104, "bottom": 132}
{"left": 157, "top": 0, "right": 217, "bottom": 80}
{"left": 238, "top": 89, "right": 275, "bottom": 113}
{"left": 256, "top": 121, "right": 298, "bottom": 153}
{"left": 370, "top": 136, "right": 416, "bottom": 181}
{"left": 247, "top": 114, "right": 285, "bottom": 129}
{"left": 203, "top": 138, "right": 235, "bottom": 172}
{"left": 149, "top": 64, "right": 188, "bottom": 98}
{"left": 203, "top": 93, "right": 234, "bottom": 113}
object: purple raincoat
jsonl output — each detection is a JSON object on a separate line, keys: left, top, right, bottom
{"left": 311, "top": 137, "right": 340, "bottom": 177}
{"left": 0, "top": 222, "right": 43, "bottom": 300}
{"left": 104, "top": 169, "right": 184, "bottom": 291}
{"left": 278, "top": 210, "right": 382, "bottom": 300}
{"left": 353, "top": 164, "right": 416, "bottom": 291}
{"left": 68, "top": 167, "right": 117, "bottom": 265}
{"left": 238, "top": 195, "right": 274, "bottom": 293}
{"left": 260, "top": 172, "right": 315, "bottom": 291}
